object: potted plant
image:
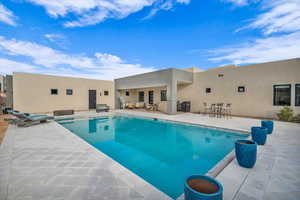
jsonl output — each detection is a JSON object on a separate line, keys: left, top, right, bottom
{"left": 251, "top": 126, "right": 268, "bottom": 145}
{"left": 184, "top": 175, "right": 223, "bottom": 200}
{"left": 235, "top": 140, "right": 257, "bottom": 168}
{"left": 261, "top": 120, "right": 274, "bottom": 134}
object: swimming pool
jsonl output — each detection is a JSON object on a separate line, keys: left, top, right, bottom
{"left": 59, "top": 115, "right": 247, "bottom": 199}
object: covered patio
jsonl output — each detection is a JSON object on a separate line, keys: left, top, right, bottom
{"left": 114, "top": 68, "right": 193, "bottom": 114}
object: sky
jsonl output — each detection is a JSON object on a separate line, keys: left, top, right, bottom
{"left": 0, "top": 0, "right": 299, "bottom": 80}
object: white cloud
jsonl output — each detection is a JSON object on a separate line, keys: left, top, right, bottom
{"left": 247, "top": 0, "right": 300, "bottom": 35}
{"left": 210, "top": 32, "right": 300, "bottom": 65}
{"left": 210, "top": 0, "right": 300, "bottom": 65}
{"left": 23, "top": 0, "right": 190, "bottom": 27}
{"left": 221, "top": 0, "right": 249, "bottom": 6}
{"left": 176, "top": 0, "right": 190, "bottom": 4}
{"left": 0, "top": 4, "right": 17, "bottom": 26}
{"left": 44, "top": 33, "right": 65, "bottom": 42}
{"left": 0, "top": 36, "right": 155, "bottom": 79}
{"left": 0, "top": 58, "right": 37, "bottom": 74}
{"left": 143, "top": 1, "right": 173, "bottom": 20}
{"left": 44, "top": 33, "right": 69, "bottom": 48}
{"left": 143, "top": 0, "right": 190, "bottom": 20}
{"left": 0, "top": 35, "right": 95, "bottom": 69}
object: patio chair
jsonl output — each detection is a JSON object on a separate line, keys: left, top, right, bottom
{"left": 146, "top": 104, "right": 154, "bottom": 111}
{"left": 6, "top": 110, "right": 45, "bottom": 124}
{"left": 96, "top": 104, "right": 109, "bottom": 112}
{"left": 224, "top": 103, "right": 232, "bottom": 118}
{"left": 209, "top": 104, "right": 216, "bottom": 116}
{"left": 6, "top": 110, "right": 53, "bottom": 127}
{"left": 203, "top": 102, "right": 210, "bottom": 115}
{"left": 5, "top": 110, "right": 21, "bottom": 124}
{"left": 17, "top": 114, "right": 54, "bottom": 127}
{"left": 216, "top": 103, "right": 224, "bottom": 118}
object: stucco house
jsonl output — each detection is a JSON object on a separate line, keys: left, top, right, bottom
{"left": 2, "top": 58, "right": 300, "bottom": 119}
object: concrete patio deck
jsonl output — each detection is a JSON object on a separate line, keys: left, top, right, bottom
{"left": 1, "top": 110, "right": 300, "bottom": 200}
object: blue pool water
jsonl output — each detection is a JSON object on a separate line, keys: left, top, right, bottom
{"left": 60, "top": 115, "right": 247, "bottom": 199}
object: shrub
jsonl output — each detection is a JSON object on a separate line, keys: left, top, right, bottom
{"left": 293, "top": 114, "right": 300, "bottom": 123}
{"left": 277, "top": 106, "right": 294, "bottom": 122}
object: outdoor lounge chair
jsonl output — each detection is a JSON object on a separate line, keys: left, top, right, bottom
{"left": 7, "top": 110, "right": 54, "bottom": 127}
{"left": 96, "top": 104, "right": 109, "bottom": 112}
{"left": 16, "top": 114, "right": 54, "bottom": 127}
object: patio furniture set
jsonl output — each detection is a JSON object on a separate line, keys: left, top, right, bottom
{"left": 177, "top": 101, "right": 191, "bottom": 112}
{"left": 124, "top": 102, "right": 159, "bottom": 111}
{"left": 203, "top": 103, "right": 232, "bottom": 118}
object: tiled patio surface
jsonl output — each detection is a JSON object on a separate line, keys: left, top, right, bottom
{"left": 0, "top": 112, "right": 170, "bottom": 200}
{"left": 1, "top": 110, "right": 300, "bottom": 200}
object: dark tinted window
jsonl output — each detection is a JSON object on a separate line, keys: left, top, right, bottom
{"left": 206, "top": 88, "right": 211, "bottom": 93}
{"left": 296, "top": 84, "right": 300, "bottom": 106}
{"left": 161, "top": 90, "right": 167, "bottom": 101}
{"left": 126, "top": 91, "right": 130, "bottom": 96}
{"left": 104, "top": 91, "right": 109, "bottom": 96}
{"left": 138, "top": 91, "right": 144, "bottom": 102}
{"left": 238, "top": 86, "right": 245, "bottom": 93}
{"left": 273, "top": 85, "right": 291, "bottom": 106}
{"left": 66, "top": 89, "right": 73, "bottom": 95}
{"left": 51, "top": 89, "right": 58, "bottom": 95}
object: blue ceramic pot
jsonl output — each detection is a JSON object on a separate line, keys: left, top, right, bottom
{"left": 235, "top": 140, "right": 257, "bottom": 168}
{"left": 184, "top": 175, "right": 223, "bottom": 200}
{"left": 261, "top": 121, "right": 274, "bottom": 134}
{"left": 251, "top": 127, "right": 268, "bottom": 145}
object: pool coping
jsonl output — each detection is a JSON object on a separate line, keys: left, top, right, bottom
{"left": 57, "top": 111, "right": 250, "bottom": 199}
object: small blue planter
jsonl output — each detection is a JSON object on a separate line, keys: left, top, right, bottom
{"left": 261, "top": 120, "right": 274, "bottom": 134}
{"left": 251, "top": 126, "right": 268, "bottom": 145}
{"left": 235, "top": 140, "right": 257, "bottom": 168}
{"left": 184, "top": 175, "right": 223, "bottom": 200}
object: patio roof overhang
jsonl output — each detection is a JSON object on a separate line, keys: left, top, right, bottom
{"left": 114, "top": 68, "right": 193, "bottom": 114}
{"left": 114, "top": 68, "right": 193, "bottom": 90}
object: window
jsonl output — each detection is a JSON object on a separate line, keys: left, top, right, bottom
{"left": 238, "top": 86, "right": 245, "bottom": 93}
{"left": 104, "top": 91, "right": 109, "bottom": 96}
{"left": 126, "top": 91, "right": 130, "bottom": 96}
{"left": 161, "top": 90, "right": 167, "bottom": 101}
{"left": 296, "top": 84, "right": 300, "bottom": 106}
{"left": 206, "top": 88, "right": 211, "bottom": 93}
{"left": 51, "top": 89, "right": 58, "bottom": 95}
{"left": 66, "top": 89, "right": 73, "bottom": 95}
{"left": 138, "top": 91, "right": 144, "bottom": 102}
{"left": 273, "top": 85, "right": 291, "bottom": 106}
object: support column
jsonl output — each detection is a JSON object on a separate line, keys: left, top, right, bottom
{"left": 167, "top": 78, "right": 177, "bottom": 115}
{"left": 114, "top": 88, "right": 121, "bottom": 109}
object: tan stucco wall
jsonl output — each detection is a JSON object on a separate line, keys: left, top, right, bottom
{"left": 13, "top": 72, "right": 114, "bottom": 113}
{"left": 119, "top": 89, "right": 138, "bottom": 103}
{"left": 178, "top": 58, "right": 300, "bottom": 118}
